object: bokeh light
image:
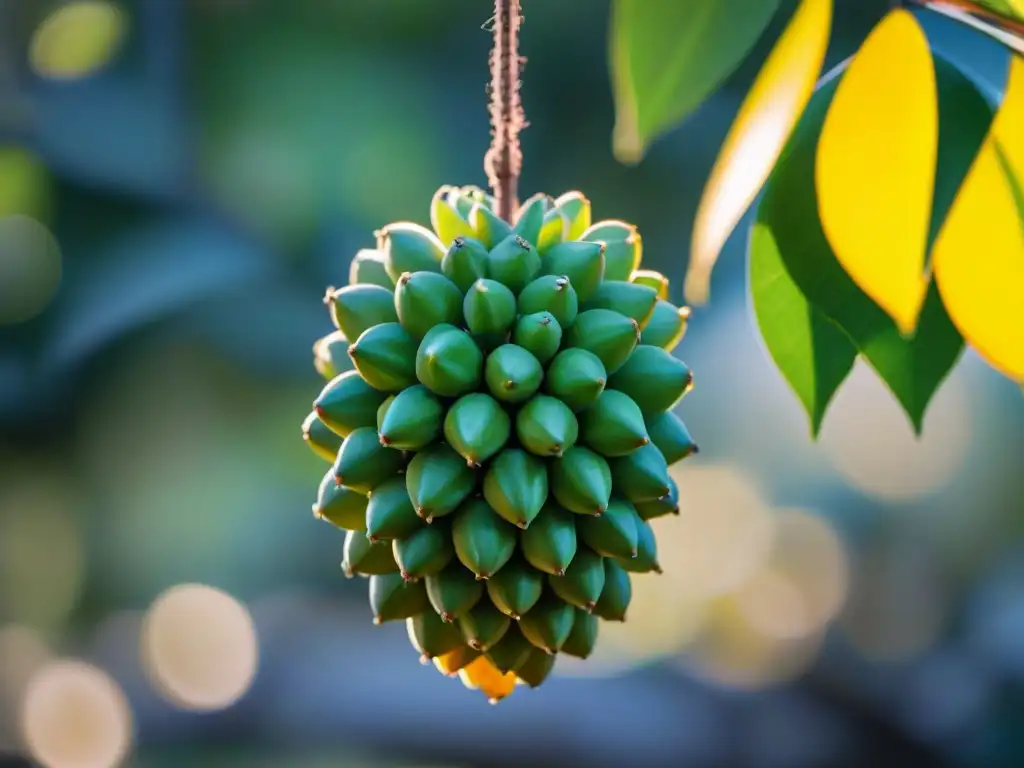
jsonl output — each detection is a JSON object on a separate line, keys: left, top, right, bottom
{"left": 141, "top": 583, "right": 258, "bottom": 711}
{"left": 0, "top": 147, "right": 51, "bottom": 220}
{"left": 19, "top": 659, "right": 133, "bottom": 768}
{"left": 0, "top": 214, "right": 62, "bottom": 325}
{"left": 29, "top": 1, "right": 127, "bottom": 81}
{"left": 0, "top": 625, "right": 51, "bottom": 749}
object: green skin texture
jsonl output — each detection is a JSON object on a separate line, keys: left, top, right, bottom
{"left": 304, "top": 187, "right": 697, "bottom": 692}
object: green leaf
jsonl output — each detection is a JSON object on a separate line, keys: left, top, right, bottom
{"left": 609, "top": 0, "right": 780, "bottom": 163}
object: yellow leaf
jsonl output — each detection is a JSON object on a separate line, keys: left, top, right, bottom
{"left": 456, "top": 656, "right": 517, "bottom": 704}
{"left": 685, "top": 0, "right": 832, "bottom": 306}
{"left": 816, "top": 9, "right": 937, "bottom": 336}
{"left": 933, "top": 57, "right": 1024, "bottom": 382}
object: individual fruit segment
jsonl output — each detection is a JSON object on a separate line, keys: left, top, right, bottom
{"left": 487, "top": 234, "right": 541, "bottom": 294}
{"left": 566, "top": 309, "right": 639, "bottom": 375}
{"left": 378, "top": 385, "right": 443, "bottom": 450}
{"left": 486, "top": 557, "right": 544, "bottom": 618}
{"left": 405, "top": 444, "right": 476, "bottom": 521}
{"left": 406, "top": 610, "right": 465, "bottom": 660}
{"left": 393, "top": 522, "right": 454, "bottom": 580}
{"left": 332, "top": 427, "right": 405, "bottom": 493}
{"left": 378, "top": 222, "right": 444, "bottom": 282}
{"left": 618, "top": 518, "right": 660, "bottom": 574}
{"left": 582, "top": 281, "right": 657, "bottom": 328}
{"left": 560, "top": 609, "right": 598, "bottom": 659}
{"left": 641, "top": 301, "right": 690, "bottom": 351}
{"left": 444, "top": 393, "right": 511, "bottom": 466}
{"left": 515, "top": 395, "right": 579, "bottom": 457}
{"left": 553, "top": 191, "right": 592, "bottom": 240}
{"left": 441, "top": 236, "right": 490, "bottom": 293}
{"left": 302, "top": 410, "right": 343, "bottom": 463}
{"left": 484, "top": 344, "right": 543, "bottom": 404}
{"left": 426, "top": 563, "right": 486, "bottom": 622}
{"left": 520, "top": 503, "right": 577, "bottom": 575}
{"left": 324, "top": 284, "right": 398, "bottom": 341}
{"left": 314, "top": 371, "right": 387, "bottom": 437}
{"left": 511, "top": 193, "right": 548, "bottom": 246}
{"left": 580, "top": 220, "right": 642, "bottom": 282}
{"left": 646, "top": 410, "right": 699, "bottom": 464}
{"left": 459, "top": 600, "right": 512, "bottom": 650}
{"left": 415, "top": 324, "right": 483, "bottom": 397}
{"left": 348, "top": 322, "right": 419, "bottom": 392}
{"left": 349, "top": 248, "right": 395, "bottom": 289}
{"left": 314, "top": 471, "right": 368, "bottom": 531}
{"left": 343, "top": 530, "right": 399, "bottom": 577}
{"left": 369, "top": 573, "right": 430, "bottom": 623}
{"left": 484, "top": 623, "right": 534, "bottom": 674}
{"left": 394, "top": 271, "right": 463, "bottom": 339}
{"left": 313, "top": 330, "right": 349, "bottom": 380}
{"left": 548, "top": 546, "right": 605, "bottom": 609}
{"left": 608, "top": 345, "right": 693, "bottom": 416}
{"left": 593, "top": 559, "right": 632, "bottom": 621}
{"left": 431, "top": 185, "right": 476, "bottom": 246}
{"left": 515, "top": 647, "right": 557, "bottom": 688}
{"left": 463, "top": 278, "right": 517, "bottom": 346}
{"left": 629, "top": 269, "right": 669, "bottom": 300}
{"left": 513, "top": 312, "right": 562, "bottom": 364}
{"left": 517, "top": 274, "right": 579, "bottom": 328}
{"left": 366, "top": 477, "right": 422, "bottom": 540}
{"left": 433, "top": 644, "right": 482, "bottom": 676}
{"left": 544, "top": 348, "right": 606, "bottom": 412}
{"left": 634, "top": 477, "right": 680, "bottom": 521}
{"left": 518, "top": 592, "right": 575, "bottom": 654}
{"left": 483, "top": 449, "right": 549, "bottom": 528}
{"left": 609, "top": 442, "right": 672, "bottom": 502}
{"left": 577, "top": 498, "right": 640, "bottom": 560}
{"left": 450, "top": 498, "right": 518, "bottom": 579}
{"left": 550, "top": 447, "right": 612, "bottom": 515}
{"left": 470, "top": 202, "right": 514, "bottom": 248}
{"left": 540, "top": 241, "right": 605, "bottom": 302}
{"left": 458, "top": 655, "right": 517, "bottom": 703}
{"left": 578, "top": 390, "right": 649, "bottom": 457}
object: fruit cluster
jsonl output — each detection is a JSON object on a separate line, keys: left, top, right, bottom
{"left": 301, "top": 185, "right": 697, "bottom": 702}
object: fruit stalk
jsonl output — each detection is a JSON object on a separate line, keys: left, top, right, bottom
{"left": 484, "top": 0, "right": 524, "bottom": 222}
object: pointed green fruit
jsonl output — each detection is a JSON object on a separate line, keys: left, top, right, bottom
{"left": 343, "top": 529, "right": 399, "bottom": 576}
{"left": 431, "top": 185, "right": 476, "bottom": 246}
{"left": 577, "top": 498, "right": 640, "bottom": 559}
{"left": 469, "top": 203, "right": 513, "bottom": 248}
{"left": 540, "top": 241, "right": 605, "bottom": 302}
{"left": 451, "top": 498, "right": 518, "bottom": 579}
{"left": 516, "top": 395, "right": 579, "bottom": 457}
{"left": 538, "top": 208, "right": 569, "bottom": 252}
{"left": 515, "top": 648, "right": 557, "bottom": 688}
{"left": 548, "top": 546, "right": 605, "bottom": 609}
{"left": 544, "top": 348, "right": 607, "bottom": 412}
{"left": 324, "top": 284, "right": 398, "bottom": 341}
{"left": 484, "top": 624, "right": 533, "bottom": 674}
{"left": 485, "top": 344, "right": 543, "bottom": 404}
{"left": 444, "top": 393, "right": 510, "bottom": 466}
{"left": 517, "top": 274, "right": 579, "bottom": 329}
{"left": 458, "top": 600, "right": 511, "bottom": 651}
{"left": 511, "top": 193, "right": 549, "bottom": 247}
{"left": 513, "top": 312, "right": 562, "bottom": 365}
{"left": 642, "top": 301, "right": 690, "bottom": 351}
{"left": 302, "top": 410, "right": 343, "bottom": 463}
{"left": 561, "top": 609, "right": 597, "bottom": 659}
{"left": 313, "top": 330, "right": 349, "bottom": 380}
{"left": 463, "top": 279, "right": 517, "bottom": 342}
{"left": 449, "top": 185, "right": 494, "bottom": 217}
{"left": 579, "top": 390, "right": 649, "bottom": 457}
{"left": 416, "top": 324, "right": 483, "bottom": 397}
{"left": 618, "top": 517, "right": 660, "bottom": 573}
{"left": 392, "top": 522, "right": 454, "bottom": 580}
{"left": 348, "top": 322, "right": 418, "bottom": 392}
{"left": 519, "top": 593, "right": 575, "bottom": 654}
{"left": 580, "top": 220, "right": 641, "bottom": 282}
{"left": 332, "top": 427, "right": 405, "bottom": 493}
{"left": 314, "top": 470, "right": 368, "bottom": 531}
{"left": 521, "top": 503, "right": 577, "bottom": 575}
{"left": 441, "top": 236, "right": 489, "bottom": 293}
{"left": 314, "top": 371, "right": 388, "bottom": 437}
{"left": 553, "top": 191, "right": 592, "bottom": 240}
{"left": 608, "top": 345, "right": 694, "bottom": 416}
{"left": 365, "top": 477, "right": 421, "bottom": 540}
{"left": 593, "top": 559, "right": 631, "bottom": 621}
{"left": 378, "top": 385, "right": 442, "bottom": 450}
{"left": 486, "top": 558, "right": 544, "bottom": 618}
{"left": 376, "top": 396, "right": 394, "bottom": 430}
{"left": 609, "top": 442, "right": 671, "bottom": 502}
{"left": 394, "top": 271, "right": 463, "bottom": 339}
{"left": 646, "top": 410, "right": 699, "bottom": 465}
{"left": 426, "top": 563, "right": 485, "bottom": 622}
{"left": 483, "top": 449, "right": 548, "bottom": 528}
{"left": 550, "top": 447, "right": 612, "bottom": 515}
{"left": 582, "top": 281, "right": 657, "bottom": 328}
{"left": 634, "top": 477, "right": 679, "bottom": 520}
{"left": 566, "top": 309, "right": 639, "bottom": 374}
{"left": 406, "top": 444, "right": 476, "bottom": 521}
{"left": 630, "top": 269, "right": 669, "bottom": 300}
{"left": 378, "top": 222, "right": 444, "bottom": 282}
{"left": 349, "top": 248, "right": 395, "bottom": 290}
{"left": 369, "top": 573, "right": 429, "bottom": 623}
{"left": 406, "top": 610, "right": 464, "bottom": 660}
{"left": 486, "top": 234, "right": 541, "bottom": 295}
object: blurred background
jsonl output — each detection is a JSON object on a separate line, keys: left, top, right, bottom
{"left": 0, "top": 0, "right": 1022, "bottom": 766}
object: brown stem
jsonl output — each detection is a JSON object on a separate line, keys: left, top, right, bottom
{"left": 484, "top": 0, "right": 524, "bottom": 223}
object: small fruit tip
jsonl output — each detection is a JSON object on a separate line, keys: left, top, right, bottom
{"left": 468, "top": 639, "right": 483, "bottom": 650}
{"left": 515, "top": 235, "right": 530, "bottom": 249}
{"left": 691, "top": 444, "right": 700, "bottom": 455}
{"left": 419, "top": 654, "right": 430, "bottom": 665}
{"left": 487, "top": 697, "right": 503, "bottom": 705}
{"left": 379, "top": 434, "right": 392, "bottom": 446}
{"left": 425, "top": 515, "right": 435, "bottom": 524}
{"left": 630, "top": 549, "right": 638, "bottom": 558}
{"left": 653, "top": 564, "right": 663, "bottom": 574}
{"left": 398, "top": 272, "right": 412, "bottom": 284}
{"left": 401, "top": 570, "right": 413, "bottom": 581}
{"left": 510, "top": 612, "right": 521, "bottom": 621}
{"left": 593, "top": 506, "right": 605, "bottom": 516}
{"left": 333, "top": 474, "right": 344, "bottom": 486}
{"left": 372, "top": 616, "right": 382, "bottom": 625}
{"left": 313, "top": 404, "right": 327, "bottom": 418}
{"left": 543, "top": 646, "right": 555, "bottom": 655}
{"left": 347, "top": 343, "right": 359, "bottom": 357}
{"left": 367, "top": 534, "right": 379, "bottom": 543}
{"left": 637, "top": 436, "right": 649, "bottom": 447}
{"left": 539, "top": 315, "right": 552, "bottom": 326}
{"left": 555, "top": 277, "right": 569, "bottom": 290}
{"left": 585, "top": 601, "right": 596, "bottom": 613}
{"left": 516, "top": 520, "right": 528, "bottom": 530}
{"left": 504, "top": 379, "right": 517, "bottom": 390}
{"left": 554, "top": 568, "right": 566, "bottom": 576}
{"left": 311, "top": 504, "right": 322, "bottom": 519}
{"left": 441, "top": 612, "right": 455, "bottom": 623}
{"left": 322, "top": 286, "right": 335, "bottom": 305}
{"left": 452, "top": 236, "right": 465, "bottom": 247}
{"left": 679, "top": 305, "right": 692, "bottom": 320}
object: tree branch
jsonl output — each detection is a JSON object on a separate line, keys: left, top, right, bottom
{"left": 484, "top": 0, "right": 524, "bottom": 223}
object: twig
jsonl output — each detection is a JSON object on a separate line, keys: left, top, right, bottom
{"left": 484, "top": 0, "right": 524, "bottom": 222}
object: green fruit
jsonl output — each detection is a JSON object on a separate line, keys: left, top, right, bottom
{"left": 553, "top": 191, "right": 592, "bottom": 240}
{"left": 548, "top": 546, "right": 605, "bottom": 609}
{"left": 459, "top": 600, "right": 511, "bottom": 651}
{"left": 538, "top": 208, "right": 569, "bottom": 252}
{"left": 485, "top": 624, "right": 534, "bottom": 674}
{"left": 449, "top": 186, "right": 493, "bottom": 217}
{"left": 393, "top": 522, "right": 455, "bottom": 580}
{"left": 302, "top": 410, "right": 343, "bottom": 463}
{"left": 540, "top": 241, "right": 605, "bottom": 302}
{"left": 349, "top": 248, "right": 395, "bottom": 289}
{"left": 512, "top": 312, "right": 562, "bottom": 364}
{"left": 441, "top": 236, "right": 489, "bottom": 293}
{"left": 618, "top": 518, "right": 660, "bottom": 573}
{"left": 521, "top": 503, "right": 577, "bottom": 575}
{"left": 641, "top": 301, "right": 690, "bottom": 351}
{"left": 544, "top": 348, "right": 607, "bottom": 412}
{"left": 516, "top": 395, "right": 579, "bottom": 457}
{"left": 630, "top": 269, "right": 669, "bottom": 300}
{"left": 431, "top": 185, "right": 476, "bottom": 246}
{"left": 580, "top": 220, "right": 642, "bottom": 282}
{"left": 646, "top": 410, "right": 699, "bottom": 464}
{"left": 376, "top": 396, "right": 395, "bottom": 432}
{"left": 314, "top": 470, "right": 368, "bottom": 531}
{"left": 566, "top": 309, "right": 639, "bottom": 375}
{"left": 369, "top": 573, "right": 429, "bottom": 623}
{"left": 607, "top": 345, "right": 694, "bottom": 416}
{"left": 378, "top": 222, "right": 444, "bottom": 282}
{"left": 444, "top": 392, "right": 511, "bottom": 466}
{"left": 517, "top": 274, "right": 579, "bottom": 329}
{"left": 332, "top": 427, "right": 405, "bottom": 493}
{"left": 593, "top": 559, "right": 631, "bottom": 622}
{"left": 405, "top": 444, "right": 476, "bottom": 521}
{"left": 634, "top": 477, "right": 679, "bottom": 520}
{"left": 451, "top": 498, "right": 518, "bottom": 579}
{"left": 348, "top": 322, "right": 419, "bottom": 392}
{"left": 463, "top": 278, "right": 517, "bottom": 342}
{"left": 577, "top": 498, "right": 639, "bottom": 559}
{"left": 378, "top": 385, "right": 443, "bottom": 450}
{"left": 487, "top": 234, "right": 542, "bottom": 295}
{"left": 324, "top": 284, "right": 398, "bottom": 341}
{"left": 486, "top": 558, "right": 544, "bottom": 618}
{"left": 550, "top": 447, "right": 612, "bottom": 515}
{"left": 578, "top": 390, "right": 649, "bottom": 457}
{"left": 406, "top": 610, "right": 465, "bottom": 660}
{"left": 515, "top": 648, "right": 556, "bottom": 688}
{"left": 482, "top": 449, "right": 548, "bottom": 528}
{"left": 511, "top": 193, "right": 549, "bottom": 247}
{"left": 609, "top": 442, "right": 671, "bottom": 502}
{"left": 519, "top": 593, "right": 575, "bottom": 654}
{"left": 312, "top": 330, "right": 349, "bottom": 380}
{"left": 416, "top": 324, "right": 483, "bottom": 397}
{"left": 582, "top": 281, "right": 657, "bottom": 328}
{"left": 427, "top": 563, "right": 485, "bottom": 621}
{"left": 560, "top": 609, "right": 597, "bottom": 659}
{"left": 314, "top": 371, "right": 388, "bottom": 437}
{"left": 433, "top": 644, "right": 481, "bottom": 676}
{"left": 469, "top": 203, "right": 513, "bottom": 248}
{"left": 484, "top": 344, "right": 543, "bottom": 404}
{"left": 365, "top": 477, "right": 421, "bottom": 540}
{"left": 343, "top": 530, "right": 399, "bottom": 577}
{"left": 394, "top": 271, "right": 463, "bottom": 338}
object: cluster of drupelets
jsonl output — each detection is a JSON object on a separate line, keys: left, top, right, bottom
{"left": 301, "top": 185, "right": 697, "bottom": 703}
